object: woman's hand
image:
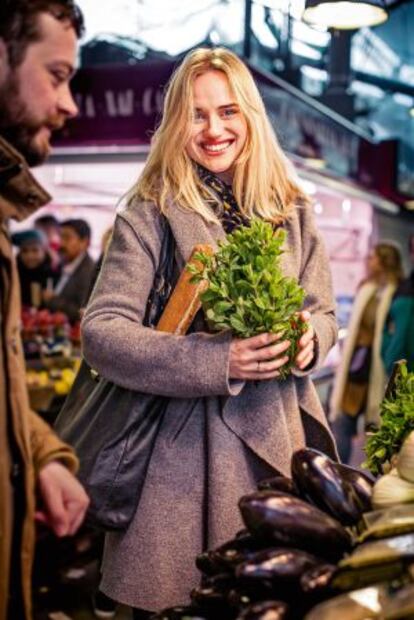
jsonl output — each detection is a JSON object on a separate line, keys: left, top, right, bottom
{"left": 229, "top": 332, "right": 291, "bottom": 380}
{"left": 294, "top": 310, "right": 316, "bottom": 370}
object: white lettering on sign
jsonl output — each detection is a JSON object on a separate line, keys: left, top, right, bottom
{"left": 74, "top": 93, "right": 96, "bottom": 118}
{"left": 105, "top": 90, "right": 134, "bottom": 117}
{"left": 85, "top": 95, "right": 96, "bottom": 118}
{"left": 142, "top": 87, "right": 164, "bottom": 116}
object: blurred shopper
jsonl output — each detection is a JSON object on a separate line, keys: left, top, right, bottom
{"left": 12, "top": 229, "right": 60, "bottom": 307}
{"left": 0, "top": 2, "right": 89, "bottom": 618}
{"left": 43, "top": 219, "right": 95, "bottom": 323}
{"left": 331, "top": 243, "right": 403, "bottom": 463}
{"left": 34, "top": 214, "right": 62, "bottom": 270}
{"left": 382, "top": 234, "right": 414, "bottom": 374}
{"left": 82, "top": 47, "right": 337, "bottom": 617}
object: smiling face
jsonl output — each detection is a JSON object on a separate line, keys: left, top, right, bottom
{"left": 185, "top": 69, "right": 248, "bottom": 182}
{"left": 0, "top": 13, "right": 78, "bottom": 166}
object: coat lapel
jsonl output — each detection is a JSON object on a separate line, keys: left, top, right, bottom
{"left": 166, "top": 204, "right": 226, "bottom": 267}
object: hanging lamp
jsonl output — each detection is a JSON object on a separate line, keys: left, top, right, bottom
{"left": 303, "top": 0, "right": 388, "bottom": 29}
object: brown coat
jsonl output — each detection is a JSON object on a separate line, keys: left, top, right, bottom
{"left": 0, "top": 137, "right": 78, "bottom": 620}
{"left": 82, "top": 198, "right": 338, "bottom": 610}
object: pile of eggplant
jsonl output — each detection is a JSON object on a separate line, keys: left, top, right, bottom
{"left": 151, "top": 448, "right": 377, "bottom": 620}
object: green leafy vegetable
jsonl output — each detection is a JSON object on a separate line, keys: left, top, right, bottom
{"left": 364, "top": 362, "right": 414, "bottom": 475}
{"left": 188, "top": 219, "right": 307, "bottom": 379}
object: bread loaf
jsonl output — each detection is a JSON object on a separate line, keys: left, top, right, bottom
{"left": 156, "top": 244, "right": 214, "bottom": 335}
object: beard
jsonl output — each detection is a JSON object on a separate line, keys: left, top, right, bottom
{"left": 0, "top": 73, "right": 63, "bottom": 167}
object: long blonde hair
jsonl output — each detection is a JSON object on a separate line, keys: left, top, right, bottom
{"left": 130, "top": 47, "right": 309, "bottom": 223}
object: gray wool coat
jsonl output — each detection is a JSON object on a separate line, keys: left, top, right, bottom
{"left": 81, "top": 198, "right": 338, "bottom": 611}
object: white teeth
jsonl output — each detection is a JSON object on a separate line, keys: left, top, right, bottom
{"left": 203, "top": 141, "right": 231, "bottom": 153}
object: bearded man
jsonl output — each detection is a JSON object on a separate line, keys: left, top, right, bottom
{"left": 0, "top": 2, "right": 89, "bottom": 618}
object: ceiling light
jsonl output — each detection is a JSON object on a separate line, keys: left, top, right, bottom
{"left": 303, "top": 1, "right": 388, "bottom": 30}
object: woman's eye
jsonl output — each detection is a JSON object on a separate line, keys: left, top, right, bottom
{"left": 194, "top": 110, "right": 205, "bottom": 122}
{"left": 222, "top": 107, "right": 237, "bottom": 117}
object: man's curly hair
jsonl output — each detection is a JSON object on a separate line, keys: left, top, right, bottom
{"left": 0, "top": 0, "right": 85, "bottom": 67}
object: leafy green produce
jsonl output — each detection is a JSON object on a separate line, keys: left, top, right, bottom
{"left": 188, "top": 220, "right": 307, "bottom": 379}
{"left": 364, "top": 362, "right": 414, "bottom": 475}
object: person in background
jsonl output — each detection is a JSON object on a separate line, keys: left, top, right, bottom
{"left": 12, "top": 229, "right": 60, "bottom": 307}
{"left": 330, "top": 243, "right": 403, "bottom": 463}
{"left": 0, "top": 1, "right": 89, "bottom": 618}
{"left": 382, "top": 234, "right": 414, "bottom": 374}
{"left": 34, "top": 214, "right": 62, "bottom": 270}
{"left": 43, "top": 218, "right": 96, "bottom": 323}
{"left": 82, "top": 47, "right": 338, "bottom": 618}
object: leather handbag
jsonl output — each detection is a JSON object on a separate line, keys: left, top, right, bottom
{"left": 54, "top": 221, "right": 176, "bottom": 531}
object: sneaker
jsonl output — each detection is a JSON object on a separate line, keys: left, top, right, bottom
{"left": 92, "top": 590, "right": 117, "bottom": 619}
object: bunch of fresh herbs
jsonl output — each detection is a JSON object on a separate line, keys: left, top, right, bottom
{"left": 188, "top": 220, "right": 307, "bottom": 379}
{"left": 364, "top": 362, "right": 414, "bottom": 475}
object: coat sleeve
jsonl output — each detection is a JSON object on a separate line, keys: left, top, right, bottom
{"left": 292, "top": 206, "right": 338, "bottom": 377}
{"left": 29, "top": 410, "right": 78, "bottom": 475}
{"left": 81, "top": 208, "right": 239, "bottom": 399}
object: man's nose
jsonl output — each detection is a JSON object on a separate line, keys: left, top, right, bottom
{"left": 59, "top": 85, "right": 78, "bottom": 119}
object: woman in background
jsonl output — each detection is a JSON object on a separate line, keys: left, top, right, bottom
{"left": 82, "top": 47, "right": 338, "bottom": 617}
{"left": 330, "top": 243, "right": 402, "bottom": 464}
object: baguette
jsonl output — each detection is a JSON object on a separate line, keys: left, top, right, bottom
{"left": 156, "top": 244, "right": 214, "bottom": 335}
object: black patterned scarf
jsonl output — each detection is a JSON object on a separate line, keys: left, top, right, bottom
{"left": 196, "top": 164, "right": 250, "bottom": 233}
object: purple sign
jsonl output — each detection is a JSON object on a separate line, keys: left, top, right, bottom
{"left": 55, "top": 59, "right": 177, "bottom": 146}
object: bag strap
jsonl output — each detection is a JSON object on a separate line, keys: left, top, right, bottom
{"left": 84, "top": 218, "right": 175, "bottom": 383}
{"left": 143, "top": 217, "right": 176, "bottom": 328}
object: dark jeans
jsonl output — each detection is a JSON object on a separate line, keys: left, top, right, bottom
{"left": 331, "top": 413, "right": 358, "bottom": 464}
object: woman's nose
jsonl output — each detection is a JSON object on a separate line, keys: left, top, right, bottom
{"left": 205, "top": 114, "right": 223, "bottom": 137}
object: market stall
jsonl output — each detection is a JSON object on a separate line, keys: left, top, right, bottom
{"left": 22, "top": 307, "right": 81, "bottom": 420}
{"left": 149, "top": 362, "right": 414, "bottom": 620}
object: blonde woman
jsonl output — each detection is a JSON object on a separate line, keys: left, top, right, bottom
{"left": 82, "top": 47, "right": 338, "bottom": 617}
{"left": 330, "top": 243, "right": 403, "bottom": 464}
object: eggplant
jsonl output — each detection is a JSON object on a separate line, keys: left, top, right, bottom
{"left": 208, "top": 536, "right": 268, "bottom": 573}
{"left": 228, "top": 581, "right": 276, "bottom": 610}
{"left": 291, "top": 448, "right": 373, "bottom": 525}
{"left": 150, "top": 607, "right": 208, "bottom": 619}
{"left": 235, "top": 547, "right": 322, "bottom": 590}
{"left": 236, "top": 600, "right": 289, "bottom": 620}
{"left": 190, "top": 576, "right": 236, "bottom": 618}
{"left": 300, "top": 563, "right": 337, "bottom": 595}
{"left": 258, "top": 476, "right": 298, "bottom": 496}
{"left": 335, "top": 463, "right": 373, "bottom": 512}
{"left": 196, "top": 535, "right": 268, "bottom": 578}
{"left": 196, "top": 551, "right": 223, "bottom": 577}
{"left": 239, "top": 491, "right": 352, "bottom": 562}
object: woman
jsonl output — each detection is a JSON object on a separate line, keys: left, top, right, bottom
{"left": 82, "top": 47, "right": 337, "bottom": 617}
{"left": 382, "top": 234, "right": 414, "bottom": 375}
{"left": 330, "top": 243, "right": 402, "bottom": 464}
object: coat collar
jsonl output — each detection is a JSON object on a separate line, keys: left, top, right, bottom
{"left": 0, "top": 135, "right": 51, "bottom": 223}
{"left": 165, "top": 201, "right": 226, "bottom": 266}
